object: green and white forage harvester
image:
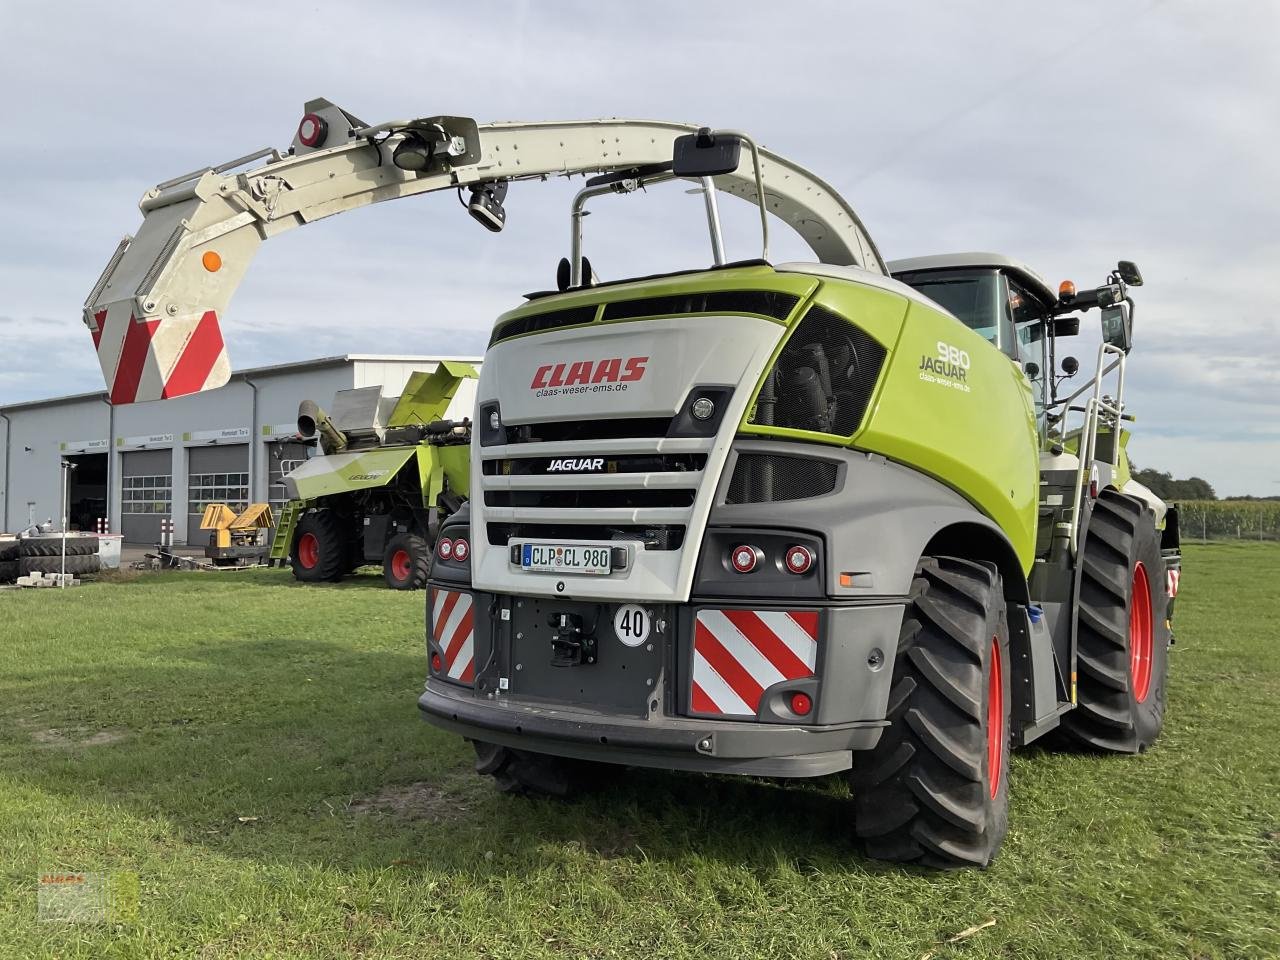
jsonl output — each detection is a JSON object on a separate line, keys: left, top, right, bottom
{"left": 269, "top": 363, "right": 476, "bottom": 589}
{"left": 85, "top": 99, "right": 1181, "bottom": 868}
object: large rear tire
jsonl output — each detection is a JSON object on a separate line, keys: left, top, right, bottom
{"left": 852, "top": 556, "right": 1011, "bottom": 869}
{"left": 1060, "top": 490, "right": 1170, "bottom": 753}
{"left": 21, "top": 536, "right": 99, "bottom": 557}
{"left": 382, "top": 533, "right": 431, "bottom": 590}
{"left": 289, "top": 511, "right": 347, "bottom": 583}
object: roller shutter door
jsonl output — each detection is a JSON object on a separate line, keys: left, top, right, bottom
{"left": 186, "top": 445, "right": 250, "bottom": 544}
{"left": 120, "top": 449, "right": 173, "bottom": 544}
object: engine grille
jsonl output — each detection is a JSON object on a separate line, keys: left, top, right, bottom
{"left": 486, "top": 522, "right": 686, "bottom": 550}
{"left": 489, "top": 305, "right": 598, "bottom": 347}
{"left": 748, "top": 304, "right": 887, "bottom": 437}
{"left": 724, "top": 453, "right": 840, "bottom": 504}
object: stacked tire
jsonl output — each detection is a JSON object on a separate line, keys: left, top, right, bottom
{"left": 18, "top": 535, "right": 101, "bottom": 578}
{"left": 0, "top": 539, "right": 18, "bottom": 583}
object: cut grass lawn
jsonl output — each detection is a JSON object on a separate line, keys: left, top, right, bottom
{"left": 1, "top": 542, "right": 1277, "bottom": 959}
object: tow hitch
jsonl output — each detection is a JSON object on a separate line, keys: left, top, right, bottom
{"left": 549, "top": 612, "right": 597, "bottom": 666}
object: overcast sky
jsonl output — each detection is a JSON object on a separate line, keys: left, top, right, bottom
{"left": 1, "top": 0, "right": 1276, "bottom": 495}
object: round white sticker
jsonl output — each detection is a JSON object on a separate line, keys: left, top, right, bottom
{"left": 613, "top": 604, "right": 651, "bottom": 647}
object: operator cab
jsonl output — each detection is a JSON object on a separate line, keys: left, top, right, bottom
{"left": 890, "top": 253, "right": 1061, "bottom": 424}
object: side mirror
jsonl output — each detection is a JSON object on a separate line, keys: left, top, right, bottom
{"left": 672, "top": 128, "right": 743, "bottom": 177}
{"left": 1024, "top": 361, "right": 1040, "bottom": 380}
{"left": 1061, "top": 356, "right": 1079, "bottom": 377}
{"left": 1117, "top": 260, "right": 1143, "bottom": 286}
{"left": 1101, "top": 301, "right": 1134, "bottom": 354}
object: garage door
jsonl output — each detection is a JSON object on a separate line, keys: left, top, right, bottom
{"left": 120, "top": 448, "right": 173, "bottom": 544}
{"left": 187, "top": 445, "right": 250, "bottom": 544}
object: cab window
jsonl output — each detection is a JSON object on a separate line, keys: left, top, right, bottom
{"left": 895, "top": 269, "right": 1003, "bottom": 347}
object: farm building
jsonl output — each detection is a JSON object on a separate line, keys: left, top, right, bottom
{"left": 0, "top": 355, "right": 480, "bottom": 545}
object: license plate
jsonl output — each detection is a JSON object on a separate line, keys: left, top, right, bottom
{"left": 519, "top": 542, "right": 611, "bottom": 576}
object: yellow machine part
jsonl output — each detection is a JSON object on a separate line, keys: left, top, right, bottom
{"left": 200, "top": 502, "right": 274, "bottom": 549}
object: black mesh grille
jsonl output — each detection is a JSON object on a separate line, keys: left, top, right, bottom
{"left": 600, "top": 290, "right": 799, "bottom": 323}
{"left": 490, "top": 305, "right": 598, "bottom": 347}
{"left": 725, "top": 454, "right": 839, "bottom": 504}
{"left": 748, "top": 304, "right": 887, "bottom": 437}
{"left": 485, "top": 489, "right": 696, "bottom": 509}
{"left": 499, "top": 417, "right": 672, "bottom": 445}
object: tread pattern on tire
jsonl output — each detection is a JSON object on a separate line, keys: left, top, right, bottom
{"left": 382, "top": 532, "right": 431, "bottom": 590}
{"left": 20, "top": 536, "right": 99, "bottom": 557}
{"left": 1060, "top": 490, "right": 1169, "bottom": 753}
{"left": 471, "top": 741, "right": 595, "bottom": 798}
{"left": 290, "top": 511, "right": 348, "bottom": 583}
{"left": 0, "top": 559, "right": 18, "bottom": 582}
{"left": 852, "top": 556, "right": 1010, "bottom": 869}
{"left": 19, "top": 555, "right": 100, "bottom": 576}
{"left": 0, "top": 541, "right": 19, "bottom": 562}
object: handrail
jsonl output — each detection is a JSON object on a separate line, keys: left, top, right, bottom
{"left": 1066, "top": 342, "right": 1127, "bottom": 556}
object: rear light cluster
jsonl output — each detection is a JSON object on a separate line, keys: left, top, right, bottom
{"left": 729, "top": 543, "right": 814, "bottom": 575}
{"left": 437, "top": 536, "right": 470, "bottom": 562}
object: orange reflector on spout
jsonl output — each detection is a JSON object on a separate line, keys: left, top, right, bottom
{"left": 202, "top": 251, "right": 223, "bottom": 273}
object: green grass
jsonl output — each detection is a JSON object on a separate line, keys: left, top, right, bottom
{"left": 2, "top": 544, "right": 1278, "bottom": 959}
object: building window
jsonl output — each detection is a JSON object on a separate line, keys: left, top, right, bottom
{"left": 188, "top": 472, "right": 250, "bottom": 515}
{"left": 121, "top": 475, "right": 173, "bottom": 515}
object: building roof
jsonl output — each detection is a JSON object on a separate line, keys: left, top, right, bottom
{"left": 0, "top": 354, "right": 483, "bottom": 414}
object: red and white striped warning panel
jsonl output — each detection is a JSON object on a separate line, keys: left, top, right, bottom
{"left": 90, "top": 305, "right": 230, "bottom": 404}
{"left": 1166, "top": 568, "right": 1181, "bottom": 598}
{"left": 690, "top": 609, "right": 819, "bottom": 717}
{"left": 432, "top": 588, "right": 476, "bottom": 683}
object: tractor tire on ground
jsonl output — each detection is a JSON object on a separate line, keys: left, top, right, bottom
{"left": 471, "top": 741, "right": 609, "bottom": 798}
{"left": 0, "top": 540, "right": 19, "bottom": 562}
{"left": 289, "top": 511, "right": 348, "bottom": 583}
{"left": 20, "top": 536, "right": 99, "bottom": 558}
{"left": 0, "top": 559, "right": 18, "bottom": 582}
{"left": 851, "top": 556, "right": 1011, "bottom": 869}
{"left": 19, "top": 555, "right": 100, "bottom": 576}
{"left": 382, "top": 533, "right": 431, "bottom": 590}
{"left": 1060, "top": 490, "right": 1170, "bottom": 753}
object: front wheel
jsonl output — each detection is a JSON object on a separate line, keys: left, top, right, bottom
{"left": 851, "top": 556, "right": 1011, "bottom": 869}
{"left": 1060, "top": 490, "right": 1170, "bottom": 753}
{"left": 290, "top": 511, "right": 347, "bottom": 583}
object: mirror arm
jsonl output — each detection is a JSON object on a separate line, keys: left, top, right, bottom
{"left": 714, "top": 129, "right": 769, "bottom": 261}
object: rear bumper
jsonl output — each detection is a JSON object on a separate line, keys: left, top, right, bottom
{"left": 418, "top": 680, "right": 886, "bottom": 777}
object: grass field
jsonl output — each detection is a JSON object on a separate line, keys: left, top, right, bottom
{"left": 1, "top": 543, "right": 1277, "bottom": 959}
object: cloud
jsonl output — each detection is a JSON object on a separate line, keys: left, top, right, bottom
{"left": 0, "top": 0, "right": 1276, "bottom": 493}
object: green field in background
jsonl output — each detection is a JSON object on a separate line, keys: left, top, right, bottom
{"left": 1, "top": 542, "right": 1277, "bottom": 958}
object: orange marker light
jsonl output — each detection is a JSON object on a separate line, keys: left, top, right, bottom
{"left": 1058, "top": 279, "right": 1076, "bottom": 299}
{"left": 202, "top": 250, "right": 223, "bottom": 273}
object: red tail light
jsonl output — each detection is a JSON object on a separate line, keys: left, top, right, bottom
{"left": 784, "top": 545, "right": 814, "bottom": 575}
{"left": 730, "top": 545, "right": 761, "bottom": 573}
{"left": 430, "top": 652, "right": 443, "bottom": 672}
{"left": 789, "top": 692, "right": 813, "bottom": 716}
{"left": 437, "top": 538, "right": 454, "bottom": 560}
{"left": 452, "top": 538, "right": 470, "bottom": 562}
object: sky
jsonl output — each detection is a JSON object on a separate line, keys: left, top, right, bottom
{"left": 0, "top": 0, "right": 1276, "bottom": 495}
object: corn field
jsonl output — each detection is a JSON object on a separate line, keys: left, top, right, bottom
{"left": 1176, "top": 500, "right": 1280, "bottom": 541}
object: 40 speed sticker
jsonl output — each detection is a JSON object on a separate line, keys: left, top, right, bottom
{"left": 613, "top": 604, "right": 651, "bottom": 647}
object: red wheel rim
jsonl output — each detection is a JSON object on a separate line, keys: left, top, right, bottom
{"left": 987, "top": 636, "right": 1003, "bottom": 799}
{"left": 297, "top": 532, "right": 320, "bottom": 569}
{"left": 1129, "top": 562, "right": 1153, "bottom": 703}
{"left": 391, "top": 549, "right": 412, "bottom": 581}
